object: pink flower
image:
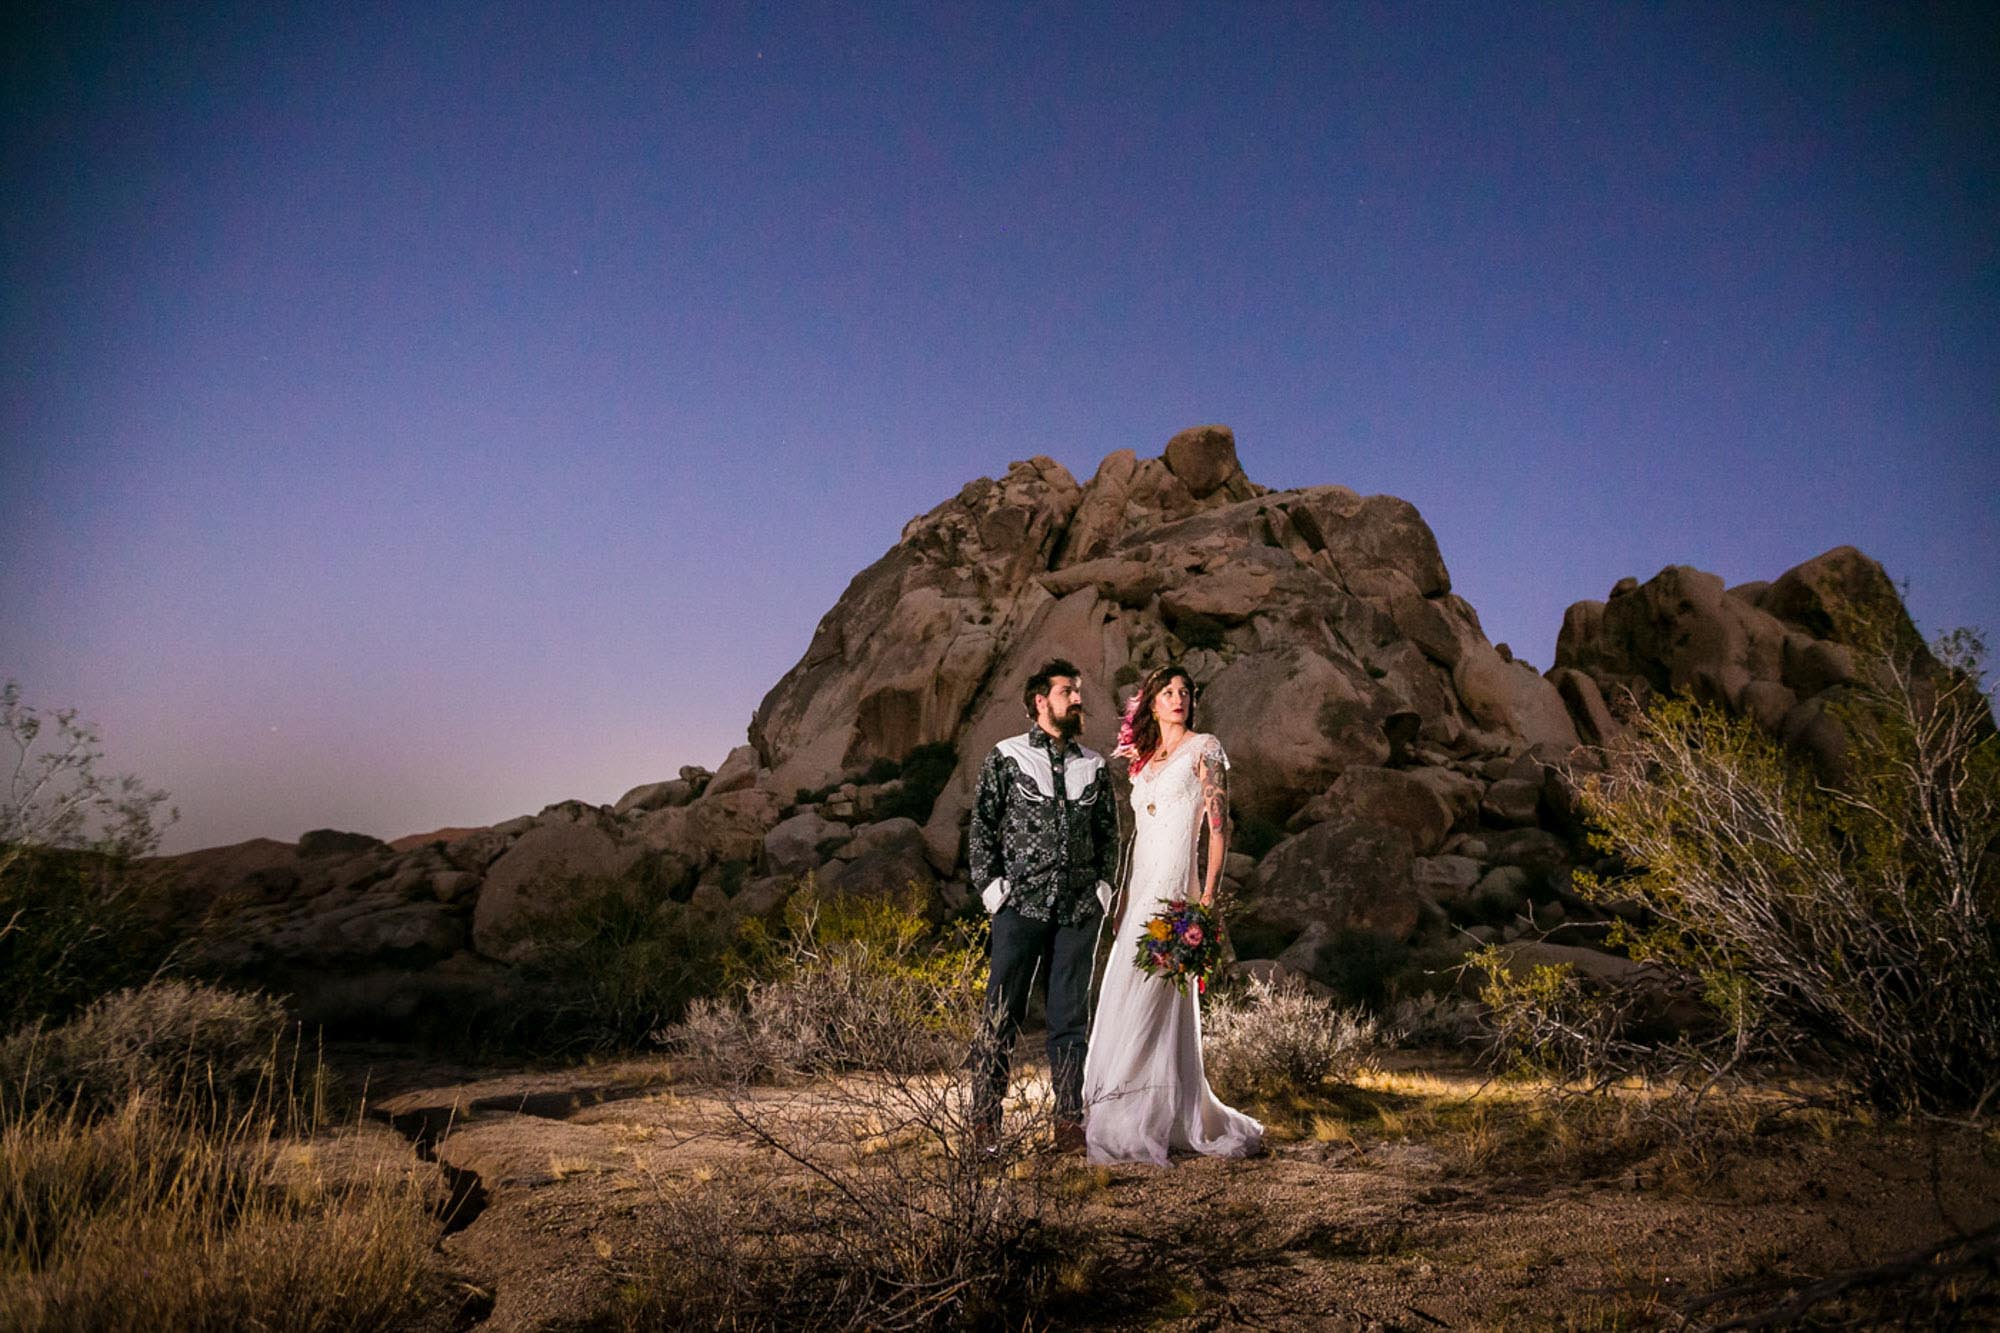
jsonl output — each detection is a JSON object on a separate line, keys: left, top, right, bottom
{"left": 1181, "top": 924, "right": 1204, "bottom": 947}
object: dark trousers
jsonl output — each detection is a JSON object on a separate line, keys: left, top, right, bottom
{"left": 974, "top": 905, "right": 1097, "bottom": 1127}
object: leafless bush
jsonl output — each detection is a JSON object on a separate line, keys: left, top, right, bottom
{"left": 1203, "top": 975, "right": 1380, "bottom": 1099}
{"left": 659, "top": 887, "right": 984, "bottom": 1083}
{"left": 629, "top": 892, "right": 1094, "bottom": 1329}
{"left": 1463, "top": 945, "right": 1667, "bottom": 1086}
{"left": 1569, "top": 626, "right": 2000, "bottom": 1115}
{"left": 1, "top": 681, "right": 175, "bottom": 870}
{"left": 2, "top": 682, "right": 181, "bottom": 1029}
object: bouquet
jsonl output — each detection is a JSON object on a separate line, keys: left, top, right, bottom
{"left": 1134, "top": 898, "right": 1224, "bottom": 994}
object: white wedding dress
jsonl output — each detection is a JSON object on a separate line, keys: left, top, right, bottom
{"left": 1082, "top": 733, "right": 1264, "bottom": 1166}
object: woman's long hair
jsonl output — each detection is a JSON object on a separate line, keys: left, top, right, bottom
{"left": 1113, "top": 665, "right": 1197, "bottom": 775}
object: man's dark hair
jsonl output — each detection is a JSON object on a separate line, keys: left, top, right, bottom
{"left": 1023, "top": 658, "right": 1083, "bottom": 714}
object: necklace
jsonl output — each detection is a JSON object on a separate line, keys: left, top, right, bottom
{"left": 1142, "top": 731, "right": 1191, "bottom": 816}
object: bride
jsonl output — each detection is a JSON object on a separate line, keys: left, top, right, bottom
{"left": 1082, "top": 665, "right": 1264, "bottom": 1165}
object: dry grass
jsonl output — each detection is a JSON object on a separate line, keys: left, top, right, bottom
{"left": 0, "top": 992, "right": 451, "bottom": 1332}
{"left": 0, "top": 1093, "right": 448, "bottom": 1331}
{"left": 624, "top": 892, "right": 1105, "bottom": 1330}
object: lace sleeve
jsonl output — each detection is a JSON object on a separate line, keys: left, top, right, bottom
{"left": 1196, "top": 735, "right": 1229, "bottom": 841}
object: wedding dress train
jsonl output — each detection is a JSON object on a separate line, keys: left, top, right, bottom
{"left": 1082, "top": 733, "right": 1263, "bottom": 1166}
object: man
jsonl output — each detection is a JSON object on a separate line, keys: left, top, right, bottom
{"left": 968, "top": 658, "right": 1119, "bottom": 1152}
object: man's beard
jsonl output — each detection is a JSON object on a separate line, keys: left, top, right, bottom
{"left": 1053, "top": 707, "right": 1085, "bottom": 740}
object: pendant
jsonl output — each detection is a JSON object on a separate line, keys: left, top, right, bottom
{"left": 1146, "top": 802, "right": 1156, "bottom": 816}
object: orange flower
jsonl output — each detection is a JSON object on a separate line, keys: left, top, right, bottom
{"left": 1146, "top": 918, "right": 1172, "bottom": 941}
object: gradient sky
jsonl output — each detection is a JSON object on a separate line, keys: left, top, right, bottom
{"left": 4, "top": 2, "right": 1995, "bottom": 854}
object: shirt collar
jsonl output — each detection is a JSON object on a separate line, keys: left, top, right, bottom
{"left": 1027, "top": 726, "right": 1073, "bottom": 759}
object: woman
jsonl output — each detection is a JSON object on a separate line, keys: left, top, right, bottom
{"left": 1082, "top": 665, "right": 1264, "bottom": 1165}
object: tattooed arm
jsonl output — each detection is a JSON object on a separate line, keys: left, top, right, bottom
{"left": 1195, "top": 735, "right": 1231, "bottom": 906}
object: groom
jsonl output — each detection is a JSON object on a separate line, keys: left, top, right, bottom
{"left": 968, "top": 658, "right": 1119, "bottom": 1151}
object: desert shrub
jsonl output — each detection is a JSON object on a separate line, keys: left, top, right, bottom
{"left": 1569, "top": 626, "right": 2000, "bottom": 1114}
{"left": 875, "top": 741, "right": 957, "bottom": 824}
{"left": 502, "top": 870, "right": 733, "bottom": 1054}
{"left": 1464, "top": 947, "right": 1651, "bottom": 1084}
{"left": 2, "top": 683, "right": 179, "bottom": 1028}
{"left": 614, "top": 1135, "right": 1095, "bottom": 1333}
{"left": 0, "top": 979, "right": 306, "bottom": 1126}
{"left": 0, "top": 850, "right": 180, "bottom": 1033}
{"left": 858, "top": 755, "right": 902, "bottom": 785}
{"left": 662, "top": 885, "right": 983, "bottom": 1082}
{"left": 629, "top": 959, "right": 1091, "bottom": 1330}
{"left": 1203, "top": 975, "right": 1380, "bottom": 1099}
{"left": 0, "top": 1074, "right": 442, "bottom": 1330}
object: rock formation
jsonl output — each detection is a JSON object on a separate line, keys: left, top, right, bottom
{"left": 151, "top": 430, "right": 1929, "bottom": 1025}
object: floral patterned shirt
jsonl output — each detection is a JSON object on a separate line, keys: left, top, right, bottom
{"left": 968, "top": 728, "right": 1119, "bottom": 925}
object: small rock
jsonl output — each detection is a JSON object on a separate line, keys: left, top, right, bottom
{"left": 1412, "top": 854, "right": 1482, "bottom": 903}
{"left": 1480, "top": 777, "right": 1541, "bottom": 827}
{"left": 1472, "top": 866, "right": 1530, "bottom": 919}
{"left": 763, "top": 811, "right": 851, "bottom": 875}
{"left": 1161, "top": 424, "right": 1241, "bottom": 498}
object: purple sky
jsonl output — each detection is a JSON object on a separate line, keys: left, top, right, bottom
{"left": 4, "top": 3, "right": 1995, "bottom": 855}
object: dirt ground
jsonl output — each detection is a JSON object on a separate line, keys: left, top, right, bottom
{"left": 342, "top": 1043, "right": 2000, "bottom": 1331}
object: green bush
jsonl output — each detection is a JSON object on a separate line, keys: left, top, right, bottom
{"left": 664, "top": 884, "right": 984, "bottom": 1081}
{"left": 1569, "top": 627, "right": 2000, "bottom": 1114}
{"left": 0, "top": 850, "right": 180, "bottom": 1032}
{"left": 501, "top": 869, "right": 733, "bottom": 1054}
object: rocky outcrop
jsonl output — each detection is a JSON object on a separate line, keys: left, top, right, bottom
{"left": 1551, "top": 544, "right": 1923, "bottom": 780}
{"left": 157, "top": 431, "right": 1933, "bottom": 1018}
{"left": 750, "top": 427, "right": 1578, "bottom": 878}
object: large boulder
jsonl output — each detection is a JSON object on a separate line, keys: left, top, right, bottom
{"left": 1550, "top": 547, "right": 1930, "bottom": 779}
{"left": 750, "top": 455, "right": 1088, "bottom": 796}
{"left": 471, "top": 822, "right": 643, "bottom": 961}
{"left": 759, "top": 429, "right": 1511, "bottom": 878}
{"left": 683, "top": 789, "right": 784, "bottom": 865}
{"left": 613, "top": 778, "right": 698, "bottom": 815}
{"left": 762, "top": 811, "right": 851, "bottom": 875}
{"left": 1202, "top": 647, "right": 1392, "bottom": 823}
{"left": 706, "top": 745, "right": 761, "bottom": 797}
{"left": 1161, "top": 424, "right": 1247, "bottom": 499}
{"left": 1289, "top": 766, "right": 1455, "bottom": 855}
{"left": 1555, "top": 564, "right": 1789, "bottom": 709}
{"left": 1757, "top": 545, "right": 1913, "bottom": 643}
{"left": 1234, "top": 817, "right": 1420, "bottom": 961}
{"left": 1453, "top": 642, "right": 1581, "bottom": 754}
